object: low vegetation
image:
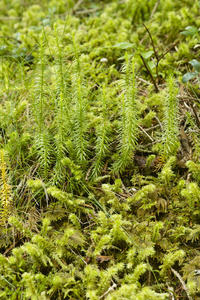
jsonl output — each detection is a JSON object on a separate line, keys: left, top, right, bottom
{"left": 0, "top": 0, "right": 200, "bottom": 299}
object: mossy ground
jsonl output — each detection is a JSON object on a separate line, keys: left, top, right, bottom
{"left": 0, "top": 1, "right": 200, "bottom": 299}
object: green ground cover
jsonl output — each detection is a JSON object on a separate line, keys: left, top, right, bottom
{"left": 0, "top": 0, "right": 200, "bottom": 299}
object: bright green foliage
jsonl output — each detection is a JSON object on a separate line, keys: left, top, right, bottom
{"left": 158, "top": 156, "right": 176, "bottom": 186}
{"left": 181, "top": 182, "right": 200, "bottom": 212}
{"left": 0, "top": 0, "right": 200, "bottom": 299}
{"left": 160, "top": 250, "right": 185, "bottom": 276}
{"left": 129, "top": 183, "right": 156, "bottom": 210}
{"left": 71, "top": 34, "right": 89, "bottom": 166}
{"left": 91, "top": 84, "right": 111, "bottom": 179}
{"left": 112, "top": 53, "right": 138, "bottom": 173}
{"left": 0, "top": 150, "right": 12, "bottom": 223}
{"left": 186, "top": 160, "right": 200, "bottom": 183}
{"left": 33, "top": 37, "right": 52, "bottom": 177}
{"left": 185, "top": 112, "right": 200, "bottom": 161}
{"left": 162, "top": 76, "right": 180, "bottom": 159}
{"left": 51, "top": 23, "right": 70, "bottom": 185}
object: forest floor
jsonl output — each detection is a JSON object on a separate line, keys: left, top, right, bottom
{"left": 0, "top": 1, "right": 200, "bottom": 299}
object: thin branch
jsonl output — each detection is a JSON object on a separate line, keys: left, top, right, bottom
{"left": 99, "top": 281, "right": 117, "bottom": 299}
{"left": 140, "top": 0, "right": 160, "bottom": 44}
{"left": 150, "top": 0, "right": 160, "bottom": 18}
{"left": 72, "top": 0, "right": 84, "bottom": 12}
{"left": 145, "top": 124, "right": 160, "bottom": 131}
{"left": 191, "top": 103, "right": 200, "bottom": 128}
{"left": 139, "top": 53, "right": 159, "bottom": 93}
{"left": 141, "top": 23, "right": 179, "bottom": 82}
{"left": 136, "top": 76, "right": 151, "bottom": 85}
{"left": 158, "top": 40, "right": 179, "bottom": 61}
{"left": 68, "top": 246, "right": 87, "bottom": 265}
{"left": 171, "top": 268, "right": 192, "bottom": 300}
{"left": 139, "top": 125, "right": 154, "bottom": 141}
{"left": 167, "top": 285, "right": 175, "bottom": 300}
{"left": 143, "top": 23, "right": 159, "bottom": 61}
{"left": 155, "top": 116, "right": 163, "bottom": 131}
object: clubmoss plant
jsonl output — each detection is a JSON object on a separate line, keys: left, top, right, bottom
{"left": 71, "top": 33, "right": 89, "bottom": 166}
{"left": 33, "top": 36, "right": 52, "bottom": 178}
{"left": 91, "top": 84, "right": 111, "bottom": 179}
{"left": 1, "top": 1, "right": 200, "bottom": 299}
{"left": 112, "top": 53, "right": 138, "bottom": 173}
{"left": 51, "top": 23, "right": 70, "bottom": 185}
{"left": 162, "top": 75, "right": 180, "bottom": 159}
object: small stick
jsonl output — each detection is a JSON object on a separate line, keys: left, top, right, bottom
{"left": 167, "top": 285, "right": 175, "bottom": 300}
{"left": 191, "top": 103, "right": 200, "bottom": 128}
{"left": 73, "top": 0, "right": 84, "bottom": 12}
{"left": 158, "top": 40, "right": 179, "bottom": 61}
{"left": 139, "top": 125, "right": 154, "bottom": 141}
{"left": 85, "top": 165, "right": 93, "bottom": 181}
{"left": 145, "top": 124, "right": 160, "bottom": 131}
{"left": 171, "top": 268, "right": 192, "bottom": 300}
{"left": 99, "top": 281, "right": 117, "bottom": 299}
{"left": 150, "top": 0, "right": 160, "bottom": 18}
{"left": 136, "top": 76, "right": 151, "bottom": 85}
{"left": 139, "top": 54, "right": 159, "bottom": 93}
{"left": 68, "top": 246, "right": 87, "bottom": 265}
{"left": 155, "top": 116, "right": 163, "bottom": 131}
{"left": 143, "top": 23, "right": 159, "bottom": 61}
{"left": 141, "top": 23, "right": 179, "bottom": 83}
{"left": 140, "top": 0, "right": 160, "bottom": 44}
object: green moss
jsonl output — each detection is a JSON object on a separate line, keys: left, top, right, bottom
{"left": 0, "top": 0, "right": 200, "bottom": 299}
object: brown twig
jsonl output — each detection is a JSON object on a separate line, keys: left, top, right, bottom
{"left": 136, "top": 76, "right": 151, "bottom": 85}
{"left": 3, "top": 238, "right": 20, "bottom": 256}
{"left": 158, "top": 40, "right": 179, "bottom": 61}
{"left": 143, "top": 23, "right": 159, "bottom": 61}
{"left": 145, "top": 124, "right": 160, "bottom": 131}
{"left": 171, "top": 268, "right": 192, "bottom": 300}
{"left": 192, "top": 103, "right": 200, "bottom": 127}
{"left": 140, "top": 0, "right": 160, "bottom": 44}
{"left": 139, "top": 53, "right": 159, "bottom": 93}
{"left": 150, "top": 0, "right": 160, "bottom": 18}
{"left": 167, "top": 285, "right": 175, "bottom": 300}
{"left": 140, "top": 23, "right": 179, "bottom": 88}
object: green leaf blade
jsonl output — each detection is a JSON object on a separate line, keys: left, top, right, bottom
{"left": 113, "top": 42, "right": 134, "bottom": 49}
{"left": 182, "top": 72, "right": 197, "bottom": 83}
{"left": 181, "top": 26, "right": 198, "bottom": 36}
{"left": 141, "top": 51, "right": 154, "bottom": 59}
{"left": 189, "top": 59, "right": 200, "bottom": 72}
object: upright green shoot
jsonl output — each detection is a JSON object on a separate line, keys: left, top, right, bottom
{"left": 91, "top": 84, "right": 111, "bottom": 179}
{"left": 112, "top": 53, "right": 138, "bottom": 173}
{"left": 71, "top": 34, "right": 88, "bottom": 166}
{"left": 52, "top": 23, "right": 70, "bottom": 185}
{"left": 33, "top": 37, "right": 52, "bottom": 178}
{"left": 162, "top": 75, "right": 180, "bottom": 159}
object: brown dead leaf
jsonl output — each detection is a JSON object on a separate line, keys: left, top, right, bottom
{"left": 96, "top": 255, "right": 114, "bottom": 263}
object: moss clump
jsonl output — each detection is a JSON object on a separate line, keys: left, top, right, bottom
{"left": 0, "top": 0, "right": 200, "bottom": 299}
